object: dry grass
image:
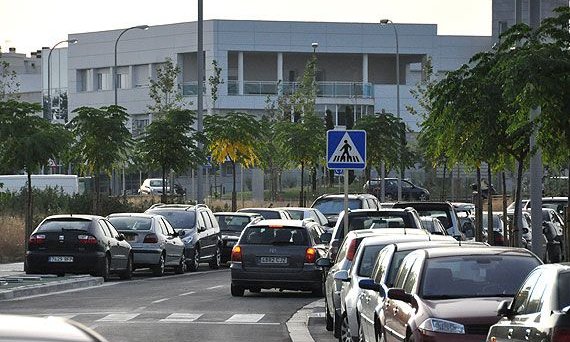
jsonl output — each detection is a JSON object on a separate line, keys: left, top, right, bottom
{"left": 0, "top": 216, "right": 25, "bottom": 263}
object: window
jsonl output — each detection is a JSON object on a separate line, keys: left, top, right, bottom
{"left": 403, "top": 258, "right": 422, "bottom": 293}
{"left": 77, "top": 70, "right": 88, "bottom": 92}
{"left": 394, "top": 254, "right": 416, "bottom": 289}
{"left": 241, "top": 227, "right": 307, "bottom": 245}
{"left": 162, "top": 219, "right": 175, "bottom": 235}
{"left": 357, "top": 244, "right": 389, "bottom": 277}
{"left": 98, "top": 221, "right": 111, "bottom": 237}
{"left": 97, "top": 70, "right": 112, "bottom": 91}
{"left": 116, "top": 73, "right": 128, "bottom": 89}
{"left": 157, "top": 219, "right": 169, "bottom": 236}
{"left": 133, "top": 64, "right": 149, "bottom": 87}
{"left": 372, "top": 247, "right": 392, "bottom": 284}
{"left": 512, "top": 270, "right": 541, "bottom": 314}
{"left": 524, "top": 272, "right": 550, "bottom": 314}
{"left": 105, "top": 221, "right": 120, "bottom": 238}
{"left": 200, "top": 212, "right": 213, "bottom": 229}
{"left": 386, "top": 250, "right": 414, "bottom": 287}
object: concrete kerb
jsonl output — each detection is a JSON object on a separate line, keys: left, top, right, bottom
{"left": 0, "top": 275, "right": 104, "bottom": 301}
{"left": 286, "top": 298, "right": 324, "bottom": 342}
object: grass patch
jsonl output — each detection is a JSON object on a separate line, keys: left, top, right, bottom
{"left": 0, "top": 216, "right": 25, "bottom": 263}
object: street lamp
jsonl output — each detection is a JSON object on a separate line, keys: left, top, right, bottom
{"left": 380, "top": 18, "right": 403, "bottom": 201}
{"left": 114, "top": 25, "right": 149, "bottom": 106}
{"left": 47, "top": 39, "right": 78, "bottom": 121}
{"left": 312, "top": 42, "right": 319, "bottom": 54}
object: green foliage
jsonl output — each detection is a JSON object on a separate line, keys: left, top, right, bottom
{"left": 148, "top": 58, "right": 186, "bottom": 118}
{"left": 0, "top": 60, "right": 20, "bottom": 100}
{"left": 208, "top": 60, "right": 224, "bottom": 108}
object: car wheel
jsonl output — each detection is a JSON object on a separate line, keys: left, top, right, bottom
{"left": 325, "top": 300, "right": 334, "bottom": 331}
{"left": 99, "top": 255, "right": 111, "bottom": 281}
{"left": 174, "top": 253, "right": 186, "bottom": 274}
{"left": 152, "top": 253, "right": 166, "bottom": 277}
{"left": 339, "top": 314, "right": 352, "bottom": 342}
{"left": 188, "top": 248, "right": 200, "bottom": 272}
{"left": 231, "top": 284, "right": 244, "bottom": 297}
{"left": 209, "top": 246, "right": 221, "bottom": 269}
{"left": 119, "top": 254, "right": 133, "bottom": 280}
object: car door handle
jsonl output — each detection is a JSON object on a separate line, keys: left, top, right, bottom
{"left": 525, "top": 328, "right": 531, "bottom": 339}
{"left": 507, "top": 328, "right": 513, "bottom": 338}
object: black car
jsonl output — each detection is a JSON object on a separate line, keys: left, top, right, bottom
{"left": 145, "top": 204, "right": 222, "bottom": 272}
{"left": 213, "top": 212, "right": 263, "bottom": 263}
{"left": 311, "top": 193, "right": 380, "bottom": 227}
{"left": 25, "top": 214, "right": 132, "bottom": 281}
{"left": 488, "top": 263, "right": 570, "bottom": 342}
{"left": 230, "top": 219, "right": 328, "bottom": 296}
{"left": 364, "top": 178, "right": 430, "bottom": 201}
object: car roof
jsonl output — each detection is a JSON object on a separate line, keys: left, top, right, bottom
{"left": 348, "top": 208, "right": 411, "bottom": 214}
{"left": 147, "top": 203, "right": 207, "bottom": 211}
{"left": 277, "top": 207, "right": 316, "bottom": 211}
{"left": 345, "top": 228, "right": 430, "bottom": 239}
{"left": 315, "top": 193, "right": 376, "bottom": 199}
{"left": 214, "top": 212, "right": 261, "bottom": 217}
{"left": 391, "top": 240, "right": 487, "bottom": 252}
{"left": 248, "top": 219, "right": 308, "bottom": 228}
{"left": 394, "top": 201, "right": 452, "bottom": 208}
{"left": 534, "top": 263, "right": 570, "bottom": 272}
{"left": 358, "top": 234, "right": 437, "bottom": 246}
{"left": 43, "top": 214, "right": 103, "bottom": 221}
{"left": 420, "top": 246, "right": 536, "bottom": 259}
{"left": 239, "top": 207, "right": 285, "bottom": 212}
{"left": 107, "top": 213, "right": 158, "bottom": 219}
{"left": 0, "top": 314, "right": 106, "bottom": 342}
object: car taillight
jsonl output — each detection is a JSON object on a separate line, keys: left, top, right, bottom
{"left": 553, "top": 327, "right": 570, "bottom": 341}
{"left": 78, "top": 235, "right": 98, "bottom": 245}
{"left": 305, "top": 247, "right": 317, "bottom": 263}
{"left": 143, "top": 233, "right": 158, "bottom": 243}
{"left": 29, "top": 234, "right": 45, "bottom": 245}
{"left": 346, "top": 239, "right": 357, "bottom": 261}
{"left": 231, "top": 246, "right": 242, "bottom": 262}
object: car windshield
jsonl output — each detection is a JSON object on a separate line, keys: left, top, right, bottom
{"left": 240, "top": 209, "right": 281, "bottom": 219}
{"left": 147, "top": 210, "right": 195, "bottom": 230}
{"left": 349, "top": 212, "right": 417, "bottom": 230}
{"left": 36, "top": 219, "right": 91, "bottom": 232}
{"left": 241, "top": 226, "right": 307, "bottom": 245}
{"left": 357, "top": 244, "right": 389, "bottom": 277}
{"left": 108, "top": 217, "right": 152, "bottom": 231}
{"left": 149, "top": 179, "right": 164, "bottom": 187}
{"left": 421, "top": 255, "right": 540, "bottom": 299}
{"left": 558, "top": 271, "right": 570, "bottom": 310}
{"left": 312, "top": 198, "right": 362, "bottom": 215}
{"left": 286, "top": 210, "right": 304, "bottom": 220}
{"left": 216, "top": 215, "right": 251, "bottom": 232}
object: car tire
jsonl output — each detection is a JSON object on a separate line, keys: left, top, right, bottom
{"left": 99, "top": 255, "right": 111, "bottom": 282}
{"left": 152, "top": 253, "right": 166, "bottom": 277}
{"left": 209, "top": 246, "right": 221, "bottom": 269}
{"left": 339, "top": 314, "right": 352, "bottom": 342}
{"left": 188, "top": 248, "right": 200, "bottom": 272}
{"left": 231, "top": 284, "right": 245, "bottom": 297}
{"left": 325, "top": 300, "right": 334, "bottom": 331}
{"left": 174, "top": 253, "right": 186, "bottom": 274}
{"left": 119, "top": 254, "right": 133, "bottom": 280}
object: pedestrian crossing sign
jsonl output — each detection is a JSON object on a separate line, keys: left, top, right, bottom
{"left": 327, "top": 130, "right": 366, "bottom": 170}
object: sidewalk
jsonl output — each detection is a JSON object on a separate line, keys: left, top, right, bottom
{"left": 0, "top": 262, "right": 103, "bottom": 301}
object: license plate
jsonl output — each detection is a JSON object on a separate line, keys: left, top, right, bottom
{"left": 48, "top": 256, "right": 74, "bottom": 263}
{"left": 260, "top": 256, "right": 287, "bottom": 264}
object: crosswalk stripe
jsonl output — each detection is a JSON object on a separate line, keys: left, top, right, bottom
{"left": 160, "top": 313, "right": 203, "bottom": 323}
{"left": 96, "top": 313, "right": 140, "bottom": 322}
{"left": 225, "top": 314, "right": 264, "bottom": 323}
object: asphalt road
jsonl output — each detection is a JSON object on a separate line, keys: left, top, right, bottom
{"left": 0, "top": 266, "right": 335, "bottom": 342}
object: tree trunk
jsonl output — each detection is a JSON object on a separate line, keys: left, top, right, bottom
{"left": 232, "top": 161, "right": 237, "bottom": 211}
{"left": 502, "top": 171, "right": 508, "bottom": 246}
{"left": 94, "top": 171, "right": 101, "bottom": 215}
{"left": 311, "top": 164, "right": 317, "bottom": 193}
{"left": 24, "top": 171, "right": 33, "bottom": 253}
{"left": 441, "top": 163, "right": 447, "bottom": 201}
{"left": 161, "top": 166, "right": 167, "bottom": 203}
{"left": 487, "top": 164, "right": 495, "bottom": 245}
{"left": 475, "top": 166, "right": 483, "bottom": 242}
{"left": 565, "top": 159, "right": 570, "bottom": 261}
{"left": 299, "top": 162, "right": 305, "bottom": 207}
{"left": 513, "top": 159, "right": 525, "bottom": 248}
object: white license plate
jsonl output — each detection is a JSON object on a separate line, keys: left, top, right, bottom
{"left": 48, "top": 256, "right": 74, "bottom": 263}
{"left": 260, "top": 256, "right": 287, "bottom": 264}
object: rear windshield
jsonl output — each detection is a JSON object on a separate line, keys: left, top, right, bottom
{"left": 358, "top": 244, "right": 389, "bottom": 277}
{"left": 146, "top": 210, "right": 195, "bottom": 230}
{"left": 312, "top": 198, "right": 362, "bottom": 215}
{"left": 241, "top": 226, "right": 308, "bottom": 245}
{"left": 240, "top": 209, "right": 281, "bottom": 219}
{"left": 349, "top": 212, "right": 417, "bottom": 230}
{"left": 216, "top": 215, "right": 252, "bottom": 232}
{"left": 413, "top": 209, "right": 452, "bottom": 229}
{"left": 558, "top": 272, "right": 570, "bottom": 310}
{"left": 286, "top": 210, "right": 304, "bottom": 220}
{"left": 108, "top": 217, "right": 152, "bottom": 231}
{"left": 420, "top": 255, "right": 540, "bottom": 299}
{"left": 36, "top": 218, "right": 91, "bottom": 232}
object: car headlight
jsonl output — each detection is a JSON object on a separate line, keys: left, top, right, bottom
{"left": 419, "top": 318, "right": 465, "bottom": 334}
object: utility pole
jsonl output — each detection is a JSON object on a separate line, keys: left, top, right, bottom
{"left": 196, "top": 0, "right": 205, "bottom": 204}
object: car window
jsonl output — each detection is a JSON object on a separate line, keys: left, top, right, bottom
{"left": 105, "top": 221, "right": 120, "bottom": 238}
{"left": 157, "top": 219, "right": 169, "bottom": 235}
{"left": 394, "top": 254, "right": 416, "bottom": 289}
{"left": 403, "top": 257, "right": 422, "bottom": 293}
{"left": 98, "top": 221, "right": 111, "bottom": 237}
{"left": 315, "top": 210, "right": 328, "bottom": 225}
{"left": 386, "top": 250, "right": 415, "bottom": 287}
{"left": 147, "top": 210, "right": 196, "bottom": 230}
{"left": 197, "top": 212, "right": 206, "bottom": 229}
{"left": 357, "top": 244, "right": 389, "bottom": 277}
{"left": 523, "top": 271, "right": 550, "bottom": 314}
{"left": 512, "top": 270, "right": 541, "bottom": 314}
{"left": 308, "top": 226, "right": 321, "bottom": 244}
{"left": 216, "top": 215, "right": 252, "bottom": 232}
{"left": 108, "top": 217, "right": 152, "bottom": 231}
{"left": 161, "top": 218, "right": 175, "bottom": 235}
{"left": 207, "top": 211, "right": 219, "bottom": 229}
{"left": 240, "top": 209, "right": 281, "bottom": 219}
{"left": 200, "top": 212, "right": 213, "bottom": 229}
{"left": 402, "top": 181, "right": 413, "bottom": 189}
{"left": 372, "top": 247, "right": 392, "bottom": 284}
{"left": 287, "top": 210, "right": 304, "bottom": 220}
{"left": 557, "top": 272, "right": 570, "bottom": 310}
{"left": 312, "top": 198, "right": 362, "bottom": 215}
{"left": 241, "top": 226, "right": 308, "bottom": 245}
{"left": 349, "top": 212, "right": 417, "bottom": 230}
{"left": 36, "top": 218, "right": 91, "bottom": 233}
{"left": 336, "top": 237, "right": 352, "bottom": 263}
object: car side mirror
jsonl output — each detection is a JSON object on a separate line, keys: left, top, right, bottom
{"left": 333, "top": 270, "right": 350, "bottom": 282}
{"left": 358, "top": 279, "right": 386, "bottom": 297}
{"left": 117, "top": 233, "right": 125, "bottom": 241}
{"left": 172, "top": 231, "right": 179, "bottom": 238}
{"left": 178, "top": 230, "right": 186, "bottom": 237}
{"left": 316, "top": 257, "right": 332, "bottom": 268}
{"left": 320, "top": 232, "right": 332, "bottom": 244}
{"left": 387, "top": 288, "right": 416, "bottom": 307}
{"left": 497, "top": 300, "right": 514, "bottom": 317}
{"left": 562, "top": 306, "right": 570, "bottom": 314}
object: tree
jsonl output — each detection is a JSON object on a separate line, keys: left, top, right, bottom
{"left": 204, "top": 112, "right": 261, "bottom": 211}
{"left": 0, "top": 100, "right": 71, "bottom": 248}
{"left": 136, "top": 109, "right": 204, "bottom": 203}
{"left": 208, "top": 59, "right": 223, "bottom": 111}
{"left": 69, "top": 105, "right": 132, "bottom": 213}
{"left": 147, "top": 58, "right": 186, "bottom": 119}
{"left": 0, "top": 60, "right": 20, "bottom": 100}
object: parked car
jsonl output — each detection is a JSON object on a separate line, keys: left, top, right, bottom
{"left": 237, "top": 207, "right": 292, "bottom": 220}
{"left": 364, "top": 178, "right": 430, "bottom": 201}
{"left": 357, "top": 240, "right": 488, "bottom": 342}
{"left": 145, "top": 204, "right": 221, "bottom": 272}
{"left": 138, "top": 178, "right": 170, "bottom": 195}
{"left": 482, "top": 211, "right": 506, "bottom": 246}
{"left": 229, "top": 219, "right": 328, "bottom": 296}
{"left": 277, "top": 206, "right": 330, "bottom": 228}
{"left": 0, "top": 314, "right": 109, "bottom": 342}
{"left": 500, "top": 211, "right": 533, "bottom": 249}
{"left": 487, "top": 263, "right": 570, "bottom": 342}
{"left": 393, "top": 201, "right": 464, "bottom": 239}
{"left": 507, "top": 197, "right": 568, "bottom": 217}
{"left": 311, "top": 193, "right": 380, "bottom": 227}
{"left": 327, "top": 208, "right": 425, "bottom": 261}
{"left": 213, "top": 212, "right": 263, "bottom": 263}
{"left": 317, "top": 229, "right": 450, "bottom": 338}
{"left": 380, "top": 246, "right": 541, "bottom": 342}
{"left": 107, "top": 213, "right": 186, "bottom": 276}
{"left": 26, "top": 214, "right": 132, "bottom": 281}
{"left": 419, "top": 217, "right": 448, "bottom": 235}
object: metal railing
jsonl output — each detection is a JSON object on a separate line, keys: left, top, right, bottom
{"left": 179, "top": 81, "right": 206, "bottom": 96}
{"left": 227, "top": 81, "right": 373, "bottom": 98}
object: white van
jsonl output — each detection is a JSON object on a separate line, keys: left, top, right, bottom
{"left": 0, "top": 175, "right": 79, "bottom": 195}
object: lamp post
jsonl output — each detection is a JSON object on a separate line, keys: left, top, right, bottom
{"left": 380, "top": 18, "right": 403, "bottom": 201}
{"left": 47, "top": 39, "right": 77, "bottom": 121}
{"left": 114, "top": 25, "right": 149, "bottom": 106}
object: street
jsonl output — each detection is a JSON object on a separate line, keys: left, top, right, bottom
{"left": 0, "top": 267, "right": 331, "bottom": 342}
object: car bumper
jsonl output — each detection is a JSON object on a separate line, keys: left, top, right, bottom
{"left": 230, "top": 263, "right": 322, "bottom": 290}
{"left": 130, "top": 248, "right": 162, "bottom": 266}
{"left": 26, "top": 251, "right": 105, "bottom": 274}
{"left": 414, "top": 330, "right": 486, "bottom": 342}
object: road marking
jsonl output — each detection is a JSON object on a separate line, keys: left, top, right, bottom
{"left": 54, "top": 314, "right": 77, "bottom": 320}
{"left": 225, "top": 314, "right": 264, "bottom": 323}
{"left": 152, "top": 298, "right": 169, "bottom": 304}
{"left": 178, "top": 291, "right": 195, "bottom": 296}
{"left": 96, "top": 313, "right": 139, "bottom": 322}
{"left": 206, "top": 285, "right": 224, "bottom": 290}
{"left": 286, "top": 299, "right": 324, "bottom": 342}
{"left": 160, "top": 313, "right": 203, "bottom": 323}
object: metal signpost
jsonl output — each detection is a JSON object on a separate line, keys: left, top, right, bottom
{"left": 327, "top": 130, "right": 366, "bottom": 238}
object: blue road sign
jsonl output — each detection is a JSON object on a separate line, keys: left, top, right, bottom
{"left": 327, "top": 130, "right": 366, "bottom": 170}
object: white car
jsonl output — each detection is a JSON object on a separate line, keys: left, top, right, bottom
{"left": 138, "top": 178, "right": 170, "bottom": 195}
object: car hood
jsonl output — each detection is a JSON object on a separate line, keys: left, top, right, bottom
{"left": 422, "top": 297, "right": 507, "bottom": 326}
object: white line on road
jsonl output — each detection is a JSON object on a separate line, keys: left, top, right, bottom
{"left": 96, "top": 313, "right": 140, "bottom": 322}
{"left": 151, "top": 298, "right": 170, "bottom": 304}
{"left": 286, "top": 299, "right": 324, "bottom": 342}
{"left": 206, "top": 285, "right": 224, "bottom": 290}
{"left": 160, "top": 313, "right": 203, "bottom": 323}
{"left": 178, "top": 291, "right": 196, "bottom": 296}
{"left": 225, "top": 314, "right": 265, "bottom": 323}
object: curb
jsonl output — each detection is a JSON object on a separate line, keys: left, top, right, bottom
{"left": 286, "top": 298, "right": 324, "bottom": 342}
{"left": 0, "top": 276, "right": 104, "bottom": 301}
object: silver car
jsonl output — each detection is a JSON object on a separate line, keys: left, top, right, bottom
{"left": 107, "top": 213, "right": 185, "bottom": 276}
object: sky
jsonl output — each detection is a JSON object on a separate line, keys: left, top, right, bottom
{"left": 1, "top": 0, "right": 492, "bottom": 56}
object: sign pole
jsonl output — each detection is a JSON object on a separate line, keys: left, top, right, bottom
{"left": 344, "top": 169, "right": 349, "bottom": 239}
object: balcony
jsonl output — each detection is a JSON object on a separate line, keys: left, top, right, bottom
{"left": 227, "top": 81, "right": 374, "bottom": 98}
{"left": 179, "top": 82, "right": 206, "bottom": 96}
